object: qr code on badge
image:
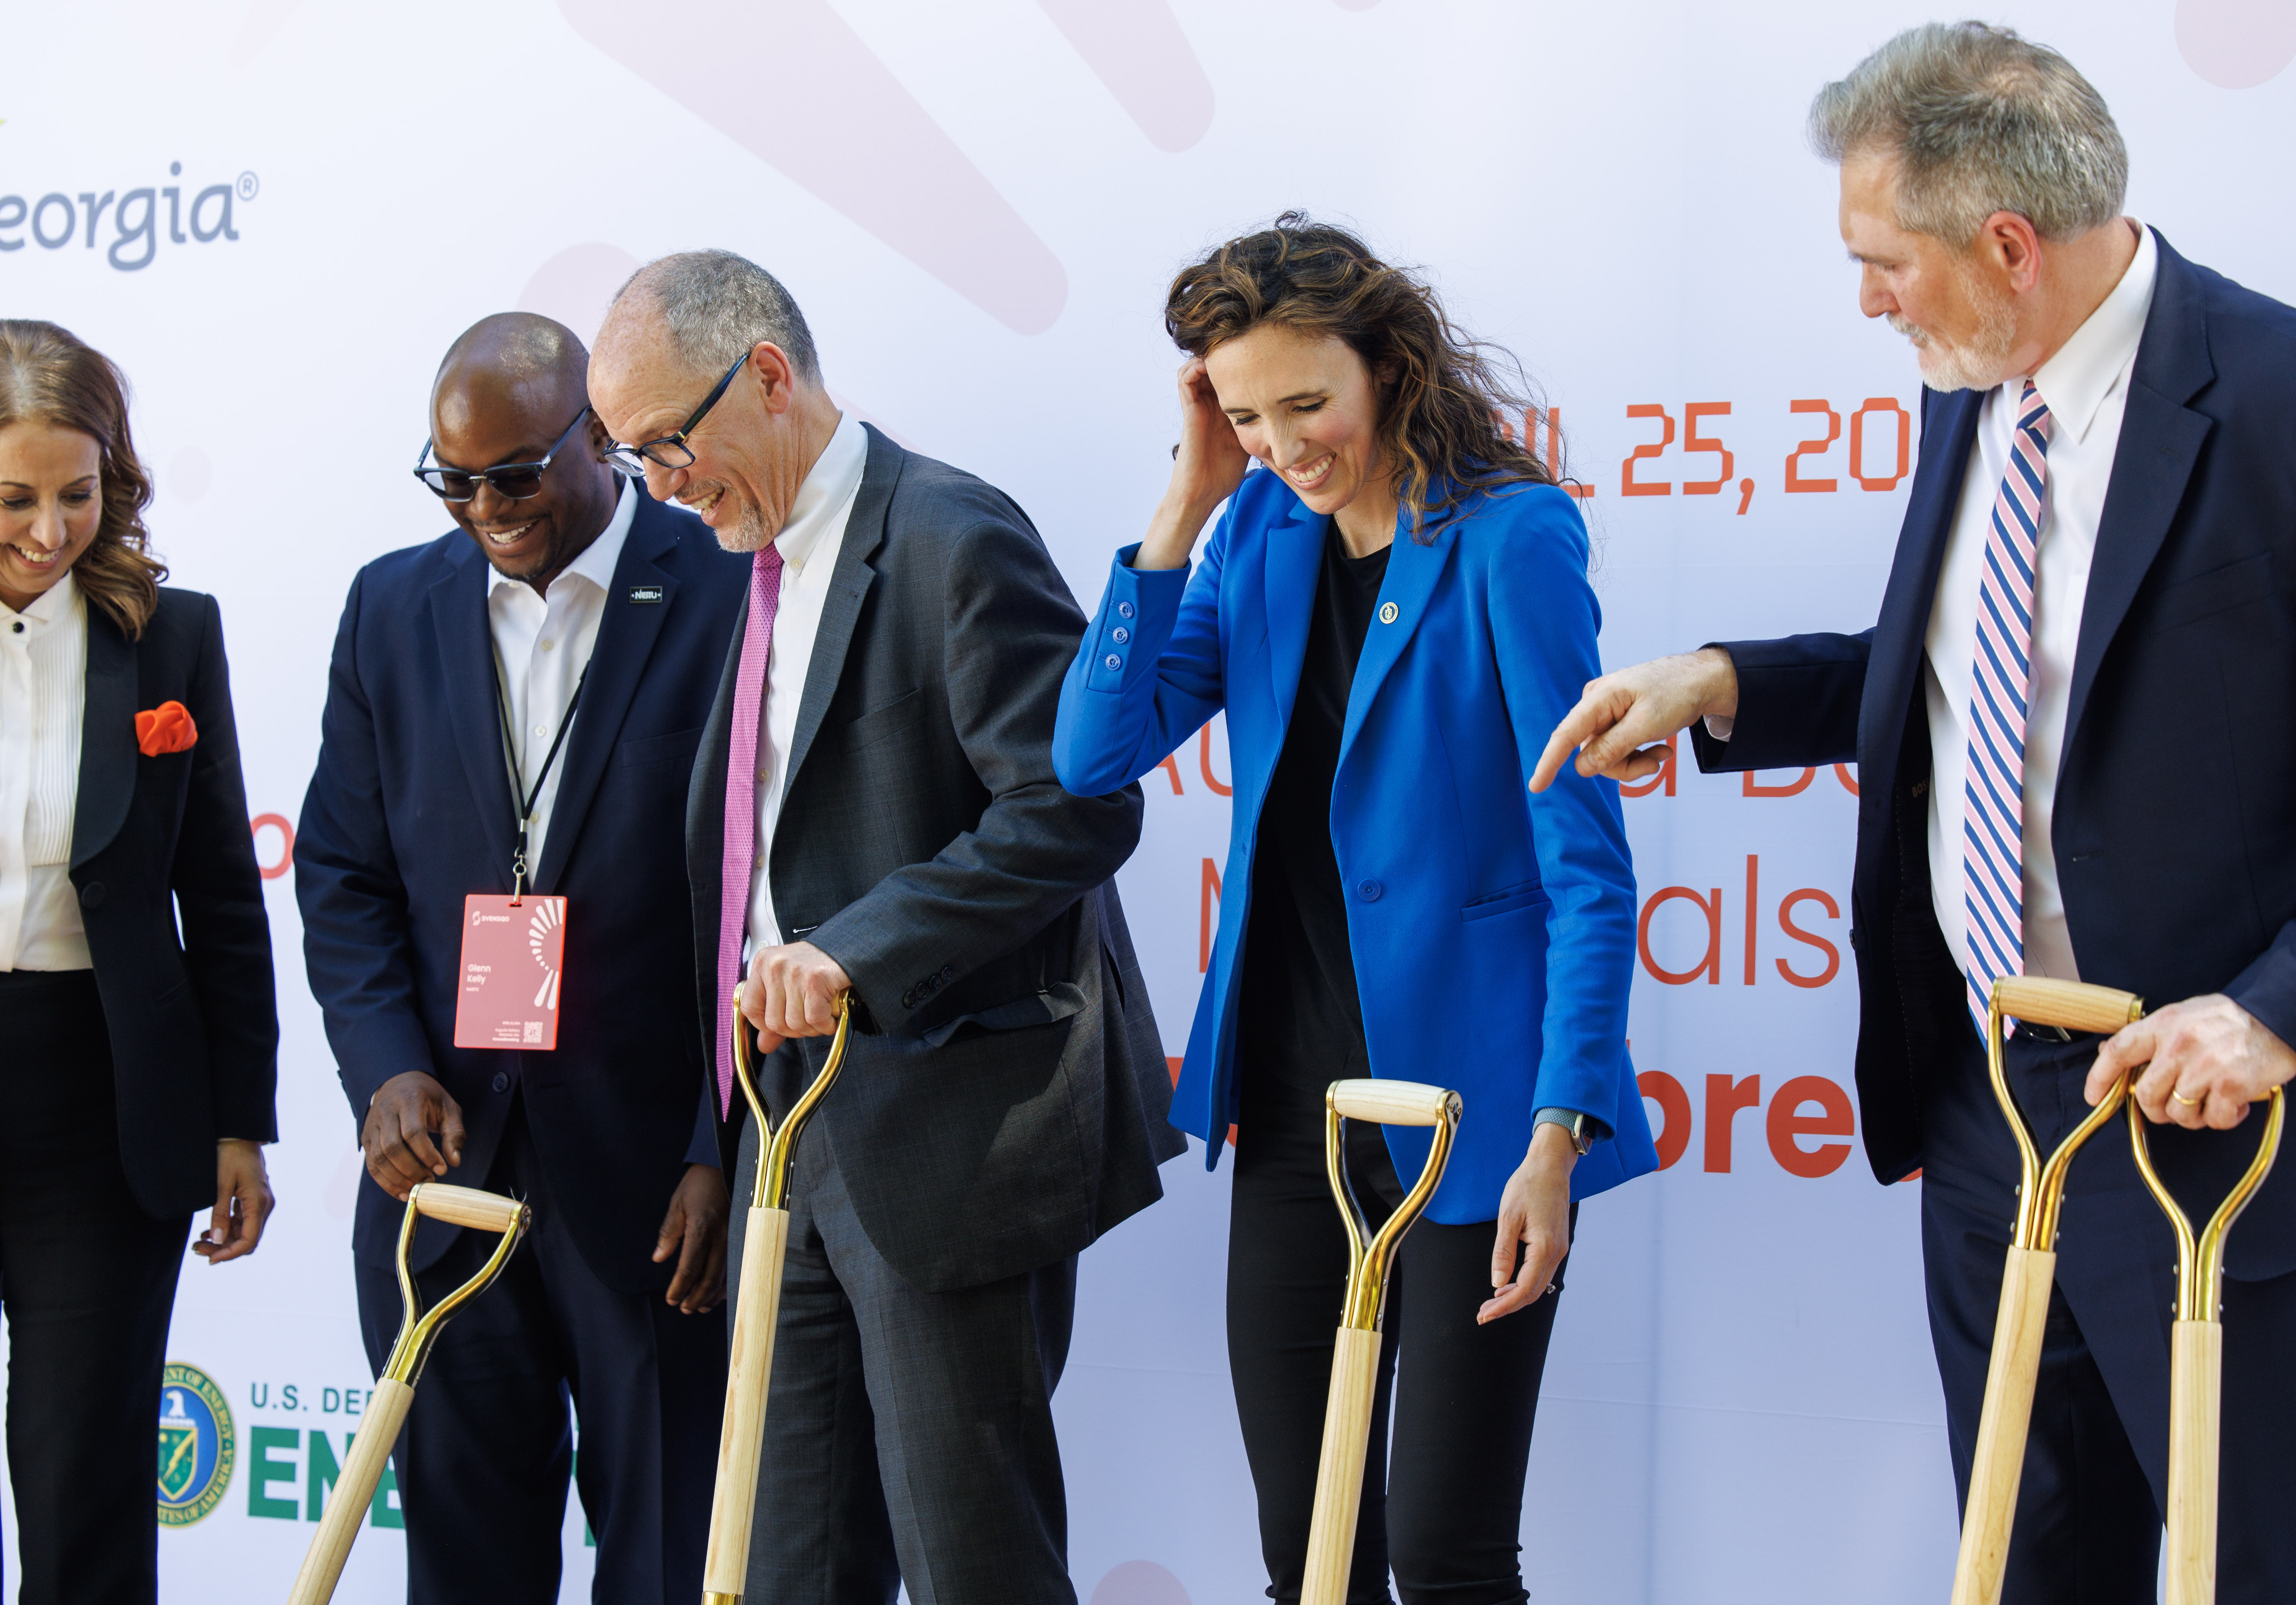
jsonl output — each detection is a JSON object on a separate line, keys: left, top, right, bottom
{"left": 523, "top": 1021, "right": 544, "bottom": 1044}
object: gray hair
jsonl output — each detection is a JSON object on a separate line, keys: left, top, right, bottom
{"left": 614, "top": 248, "right": 821, "bottom": 382}
{"left": 1809, "top": 22, "right": 2127, "bottom": 245}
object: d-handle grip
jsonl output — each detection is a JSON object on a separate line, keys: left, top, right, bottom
{"left": 408, "top": 1182, "right": 529, "bottom": 1235}
{"left": 1328, "top": 1078, "right": 1459, "bottom": 1128}
{"left": 284, "top": 1378, "right": 414, "bottom": 1605}
{"left": 1993, "top": 977, "right": 2144, "bottom": 1037}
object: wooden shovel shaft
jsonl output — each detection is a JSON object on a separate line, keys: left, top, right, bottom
{"left": 1300, "top": 1325, "right": 1383, "bottom": 1605}
{"left": 285, "top": 1377, "right": 414, "bottom": 1605}
{"left": 2165, "top": 1320, "right": 2222, "bottom": 1605}
{"left": 701, "top": 1204, "right": 791, "bottom": 1604}
{"left": 1950, "top": 1245, "right": 2056, "bottom": 1605}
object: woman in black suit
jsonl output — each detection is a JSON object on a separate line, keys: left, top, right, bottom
{"left": 0, "top": 320, "right": 276, "bottom": 1603}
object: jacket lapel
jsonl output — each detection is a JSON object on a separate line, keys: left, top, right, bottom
{"left": 1857, "top": 386, "right": 1982, "bottom": 800}
{"left": 780, "top": 424, "right": 894, "bottom": 801}
{"left": 70, "top": 607, "right": 138, "bottom": 868}
{"left": 1262, "top": 494, "right": 1324, "bottom": 730}
{"left": 2063, "top": 230, "right": 2214, "bottom": 754}
{"left": 426, "top": 547, "right": 518, "bottom": 886}
{"left": 1338, "top": 510, "right": 1457, "bottom": 764}
{"left": 531, "top": 501, "right": 679, "bottom": 891}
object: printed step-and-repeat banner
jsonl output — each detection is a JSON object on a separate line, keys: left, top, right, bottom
{"left": 5, "top": 1, "right": 2293, "bottom": 1599}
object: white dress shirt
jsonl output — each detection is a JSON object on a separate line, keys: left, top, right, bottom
{"left": 745, "top": 411, "right": 869, "bottom": 954}
{"left": 1922, "top": 221, "right": 2157, "bottom": 984}
{"left": 486, "top": 478, "right": 637, "bottom": 877}
{"left": 0, "top": 570, "right": 92, "bottom": 972}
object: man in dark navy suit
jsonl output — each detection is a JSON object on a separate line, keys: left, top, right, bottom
{"left": 1535, "top": 24, "right": 2296, "bottom": 1604}
{"left": 297, "top": 313, "right": 749, "bottom": 1603}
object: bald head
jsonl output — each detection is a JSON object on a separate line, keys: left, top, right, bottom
{"left": 426, "top": 311, "right": 620, "bottom": 592}
{"left": 588, "top": 252, "right": 841, "bottom": 554}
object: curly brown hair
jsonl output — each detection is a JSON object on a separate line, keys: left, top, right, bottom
{"left": 0, "top": 320, "right": 166, "bottom": 638}
{"left": 1164, "top": 213, "right": 1552, "bottom": 541}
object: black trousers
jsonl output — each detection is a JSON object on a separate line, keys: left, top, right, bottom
{"left": 731, "top": 1115, "right": 1079, "bottom": 1605}
{"left": 1921, "top": 1019, "right": 2296, "bottom": 1603}
{"left": 0, "top": 969, "right": 190, "bottom": 1605}
{"left": 1227, "top": 1071, "right": 1569, "bottom": 1605}
{"left": 355, "top": 1096, "right": 725, "bottom": 1605}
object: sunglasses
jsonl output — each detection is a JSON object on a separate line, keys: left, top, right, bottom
{"left": 599, "top": 351, "right": 748, "bottom": 479}
{"left": 413, "top": 408, "right": 594, "bottom": 502}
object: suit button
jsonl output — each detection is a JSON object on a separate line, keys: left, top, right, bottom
{"left": 78, "top": 881, "right": 105, "bottom": 909}
{"left": 1117, "top": 601, "right": 1134, "bottom": 619}
{"left": 1356, "top": 880, "right": 1383, "bottom": 902}
{"left": 1111, "top": 626, "right": 1130, "bottom": 644}
{"left": 1103, "top": 653, "right": 1122, "bottom": 670}
{"left": 491, "top": 1072, "right": 510, "bottom": 1093}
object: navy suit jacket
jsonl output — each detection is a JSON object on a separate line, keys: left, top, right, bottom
{"left": 298, "top": 490, "right": 749, "bottom": 1288}
{"left": 1692, "top": 232, "right": 2296, "bottom": 1274}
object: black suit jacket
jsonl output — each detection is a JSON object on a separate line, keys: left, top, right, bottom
{"left": 687, "top": 425, "right": 1184, "bottom": 1293}
{"left": 67, "top": 588, "right": 278, "bottom": 1218}
{"left": 297, "top": 490, "right": 750, "bottom": 1287}
{"left": 1693, "top": 232, "right": 2296, "bottom": 1273}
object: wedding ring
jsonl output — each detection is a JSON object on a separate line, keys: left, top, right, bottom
{"left": 2172, "top": 1090, "right": 2201, "bottom": 1108}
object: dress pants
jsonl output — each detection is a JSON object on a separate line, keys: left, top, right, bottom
{"left": 0, "top": 969, "right": 191, "bottom": 1605}
{"left": 729, "top": 1114, "right": 1078, "bottom": 1605}
{"left": 1920, "top": 1018, "right": 2296, "bottom": 1604}
{"left": 1226, "top": 1070, "right": 1570, "bottom": 1605}
{"left": 355, "top": 1095, "right": 725, "bottom": 1605}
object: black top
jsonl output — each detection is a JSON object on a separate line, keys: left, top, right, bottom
{"left": 1239, "top": 524, "right": 1392, "bottom": 1095}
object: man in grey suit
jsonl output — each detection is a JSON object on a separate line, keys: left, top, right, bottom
{"left": 588, "top": 250, "right": 1184, "bottom": 1604}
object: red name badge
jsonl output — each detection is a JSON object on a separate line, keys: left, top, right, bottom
{"left": 453, "top": 895, "right": 568, "bottom": 1050}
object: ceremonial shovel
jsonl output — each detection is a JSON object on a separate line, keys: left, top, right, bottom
{"left": 702, "top": 994, "right": 852, "bottom": 1605}
{"left": 1301, "top": 1078, "right": 1461, "bottom": 1605}
{"left": 285, "top": 1182, "right": 531, "bottom": 1605}
{"left": 1950, "top": 977, "right": 2143, "bottom": 1605}
{"left": 2127, "top": 1069, "right": 2285, "bottom": 1605}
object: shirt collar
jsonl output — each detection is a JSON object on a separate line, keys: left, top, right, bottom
{"left": 2029, "top": 220, "right": 2157, "bottom": 447}
{"left": 487, "top": 475, "right": 639, "bottom": 599}
{"left": 773, "top": 412, "right": 869, "bottom": 575}
{"left": 3, "top": 569, "right": 81, "bottom": 629}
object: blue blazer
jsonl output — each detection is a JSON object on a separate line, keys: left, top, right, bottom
{"left": 296, "top": 490, "right": 750, "bottom": 1287}
{"left": 1689, "top": 231, "right": 2296, "bottom": 1277}
{"left": 1054, "top": 471, "right": 1656, "bottom": 1222}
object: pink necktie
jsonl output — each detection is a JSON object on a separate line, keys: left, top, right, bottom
{"left": 716, "top": 544, "right": 785, "bottom": 1115}
{"left": 1963, "top": 381, "right": 2052, "bottom": 1035}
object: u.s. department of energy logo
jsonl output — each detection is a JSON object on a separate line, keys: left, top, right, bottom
{"left": 156, "top": 1363, "right": 234, "bottom": 1526}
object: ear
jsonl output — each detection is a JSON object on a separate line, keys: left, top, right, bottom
{"left": 747, "top": 342, "right": 800, "bottom": 416}
{"left": 1977, "top": 210, "right": 2044, "bottom": 295}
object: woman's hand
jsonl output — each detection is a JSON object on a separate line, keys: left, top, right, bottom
{"left": 1135, "top": 357, "right": 1251, "bottom": 570}
{"left": 197, "top": 1139, "right": 274, "bottom": 1265}
{"left": 1478, "top": 1122, "right": 1577, "bottom": 1324}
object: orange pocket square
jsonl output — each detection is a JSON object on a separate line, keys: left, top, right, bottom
{"left": 135, "top": 701, "right": 199, "bottom": 757}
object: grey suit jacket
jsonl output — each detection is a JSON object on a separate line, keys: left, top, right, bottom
{"left": 687, "top": 424, "right": 1184, "bottom": 1292}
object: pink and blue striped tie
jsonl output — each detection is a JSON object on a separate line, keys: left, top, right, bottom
{"left": 1964, "top": 381, "right": 2053, "bottom": 1036}
{"left": 715, "top": 544, "right": 785, "bottom": 1116}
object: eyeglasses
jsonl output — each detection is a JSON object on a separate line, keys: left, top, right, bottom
{"left": 599, "top": 352, "right": 748, "bottom": 479}
{"left": 413, "top": 408, "right": 594, "bottom": 502}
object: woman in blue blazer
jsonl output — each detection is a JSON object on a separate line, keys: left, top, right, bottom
{"left": 1055, "top": 217, "right": 1655, "bottom": 1603}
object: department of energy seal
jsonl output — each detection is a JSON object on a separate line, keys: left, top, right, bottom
{"left": 156, "top": 1363, "right": 235, "bottom": 1526}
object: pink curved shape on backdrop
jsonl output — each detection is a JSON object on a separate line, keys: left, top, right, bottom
{"left": 2175, "top": 0, "right": 2296, "bottom": 88}
{"left": 518, "top": 242, "right": 644, "bottom": 349}
{"left": 555, "top": 0, "right": 1067, "bottom": 335}
{"left": 1088, "top": 1560, "right": 1192, "bottom": 1605}
{"left": 1032, "top": 0, "right": 1214, "bottom": 152}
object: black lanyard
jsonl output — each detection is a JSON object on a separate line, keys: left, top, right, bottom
{"left": 494, "top": 661, "right": 590, "bottom": 900}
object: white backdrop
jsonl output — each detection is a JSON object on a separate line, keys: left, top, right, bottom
{"left": 6, "top": 1, "right": 2296, "bottom": 1599}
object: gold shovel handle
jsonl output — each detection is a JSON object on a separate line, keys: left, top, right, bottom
{"left": 1993, "top": 977, "right": 2144, "bottom": 1037}
{"left": 408, "top": 1182, "right": 528, "bottom": 1234}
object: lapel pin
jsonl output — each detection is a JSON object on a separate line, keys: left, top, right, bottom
{"left": 627, "top": 585, "right": 664, "bottom": 604}
{"left": 1378, "top": 602, "right": 1399, "bottom": 625}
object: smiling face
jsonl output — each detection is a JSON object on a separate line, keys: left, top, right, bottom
{"left": 429, "top": 364, "right": 619, "bottom": 590}
{"left": 1203, "top": 323, "right": 1391, "bottom": 526}
{"left": 0, "top": 419, "right": 104, "bottom": 613}
{"left": 1840, "top": 150, "right": 2019, "bottom": 393}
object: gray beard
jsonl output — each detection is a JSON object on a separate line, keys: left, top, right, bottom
{"left": 1893, "top": 276, "right": 2019, "bottom": 393}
